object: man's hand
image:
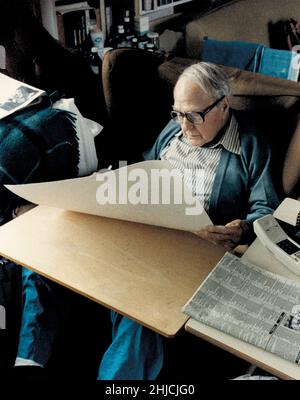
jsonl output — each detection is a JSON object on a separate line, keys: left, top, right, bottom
{"left": 193, "top": 219, "right": 249, "bottom": 251}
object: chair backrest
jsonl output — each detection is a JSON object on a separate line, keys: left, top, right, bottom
{"left": 102, "top": 49, "right": 168, "bottom": 166}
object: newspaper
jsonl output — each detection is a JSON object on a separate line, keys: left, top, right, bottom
{"left": 0, "top": 73, "right": 45, "bottom": 119}
{"left": 183, "top": 252, "right": 300, "bottom": 365}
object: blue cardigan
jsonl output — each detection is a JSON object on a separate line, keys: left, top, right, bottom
{"left": 143, "top": 112, "right": 279, "bottom": 231}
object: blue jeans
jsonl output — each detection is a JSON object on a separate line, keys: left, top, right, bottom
{"left": 17, "top": 268, "right": 164, "bottom": 380}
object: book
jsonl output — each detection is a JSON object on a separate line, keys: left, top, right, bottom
{"left": 183, "top": 251, "right": 300, "bottom": 366}
{"left": 105, "top": 2, "right": 113, "bottom": 39}
{"left": 57, "top": 13, "right": 66, "bottom": 44}
{"left": 99, "top": 0, "right": 106, "bottom": 41}
{"left": 0, "top": 73, "right": 45, "bottom": 120}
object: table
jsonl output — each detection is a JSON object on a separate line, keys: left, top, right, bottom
{"left": 0, "top": 205, "right": 225, "bottom": 337}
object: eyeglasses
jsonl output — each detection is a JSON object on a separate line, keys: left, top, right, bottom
{"left": 170, "top": 96, "right": 225, "bottom": 125}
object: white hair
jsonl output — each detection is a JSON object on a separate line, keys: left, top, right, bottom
{"left": 175, "top": 62, "right": 231, "bottom": 100}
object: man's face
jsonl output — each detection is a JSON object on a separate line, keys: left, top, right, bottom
{"left": 173, "top": 78, "right": 229, "bottom": 147}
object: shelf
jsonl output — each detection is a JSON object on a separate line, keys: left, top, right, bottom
{"left": 39, "top": 0, "right": 106, "bottom": 41}
{"left": 135, "top": 0, "right": 193, "bottom": 17}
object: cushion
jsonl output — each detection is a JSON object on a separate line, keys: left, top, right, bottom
{"left": 201, "top": 39, "right": 263, "bottom": 72}
{"left": 201, "top": 38, "right": 299, "bottom": 81}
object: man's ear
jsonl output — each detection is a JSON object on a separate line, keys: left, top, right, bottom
{"left": 222, "top": 97, "right": 230, "bottom": 111}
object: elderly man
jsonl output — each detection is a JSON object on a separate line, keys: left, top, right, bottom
{"left": 144, "top": 61, "right": 279, "bottom": 248}
{"left": 99, "top": 62, "right": 279, "bottom": 379}
{"left": 13, "top": 62, "right": 279, "bottom": 380}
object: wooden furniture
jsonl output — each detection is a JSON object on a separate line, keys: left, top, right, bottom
{"left": 0, "top": 205, "right": 225, "bottom": 337}
{"left": 39, "top": 0, "right": 105, "bottom": 45}
{"left": 185, "top": 238, "right": 300, "bottom": 380}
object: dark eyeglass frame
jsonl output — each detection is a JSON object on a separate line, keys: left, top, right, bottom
{"left": 170, "top": 95, "right": 225, "bottom": 125}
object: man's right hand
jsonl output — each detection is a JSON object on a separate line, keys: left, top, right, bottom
{"left": 193, "top": 219, "right": 249, "bottom": 251}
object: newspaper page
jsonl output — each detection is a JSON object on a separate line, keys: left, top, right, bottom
{"left": 183, "top": 252, "right": 300, "bottom": 365}
{"left": 0, "top": 73, "right": 45, "bottom": 119}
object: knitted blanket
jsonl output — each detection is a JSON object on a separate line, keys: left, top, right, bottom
{"left": 0, "top": 97, "right": 80, "bottom": 225}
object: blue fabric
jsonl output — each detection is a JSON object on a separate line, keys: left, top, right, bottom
{"left": 201, "top": 39, "right": 263, "bottom": 72}
{"left": 17, "top": 268, "right": 60, "bottom": 366}
{"left": 142, "top": 119, "right": 181, "bottom": 161}
{"left": 98, "top": 311, "right": 163, "bottom": 380}
{"left": 202, "top": 39, "right": 297, "bottom": 81}
{"left": 258, "top": 47, "right": 295, "bottom": 80}
{"left": 143, "top": 112, "right": 279, "bottom": 231}
{"left": 17, "top": 269, "right": 163, "bottom": 380}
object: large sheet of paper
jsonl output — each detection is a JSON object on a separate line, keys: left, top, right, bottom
{"left": 183, "top": 252, "right": 300, "bottom": 366}
{"left": 6, "top": 160, "right": 212, "bottom": 231}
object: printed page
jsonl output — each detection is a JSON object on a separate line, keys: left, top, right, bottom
{"left": 0, "top": 73, "right": 45, "bottom": 119}
{"left": 274, "top": 197, "right": 300, "bottom": 227}
{"left": 5, "top": 160, "right": 212, "bottom": 231}
{"left": 183, "top": 252, "right": 300, "bottom": 365}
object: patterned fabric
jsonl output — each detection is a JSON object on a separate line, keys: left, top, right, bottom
{"left": 0, "top": 97, "right": 80, "bottom": 225}
{"left": 160, "top": 115, "right": 240, "bottom": 211}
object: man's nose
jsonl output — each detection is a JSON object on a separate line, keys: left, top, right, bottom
{"left": 181, "top": 115, "right": 194, "bottom": 130}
